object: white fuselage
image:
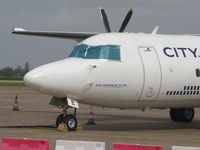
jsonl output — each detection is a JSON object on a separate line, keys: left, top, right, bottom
{"left": 24, "top": 33, "right": 200, "bottom": 109}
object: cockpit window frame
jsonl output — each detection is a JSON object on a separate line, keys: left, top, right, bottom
{"left": 69, "top": 44, "right": 121, "bottom": 61}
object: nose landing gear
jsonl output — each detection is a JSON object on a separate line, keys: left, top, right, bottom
{"left": 56, "top": 106, "right": 78, "bottom": 131}
{"left": 50, "top": 97, "right": 79, "bottom": 131}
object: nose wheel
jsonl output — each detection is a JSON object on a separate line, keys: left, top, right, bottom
{"left": 56, "top": 114, "right": 64, "bottom": 127}
{"left": 63, "top": 114, "right": 77, "bottom": 131}
{"left": 56, "top": 110, "right": 78, "bottom": 131}
{"left": 56, "top": 98, "right": 78, "bottom": 131}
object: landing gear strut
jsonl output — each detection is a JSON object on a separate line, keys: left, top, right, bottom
{"left": 170, "top": 108, "right": 194, "bottom": 122}
{"left": 50, "top": 97, "right": 79, "bottom": 131}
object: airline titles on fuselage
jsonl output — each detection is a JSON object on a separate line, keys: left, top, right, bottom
{"left": 95, "top": 83, "right": 128, "bottom": 88}
{"left": 163, "top": 47, "right": 198, "bottom": 58}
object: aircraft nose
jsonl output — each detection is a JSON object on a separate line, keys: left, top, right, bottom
{"left": 24, "top": 68, "right": 46, "bottom": 89}
{"left": 23, "top": 59, "right": 88, "bottom": 98}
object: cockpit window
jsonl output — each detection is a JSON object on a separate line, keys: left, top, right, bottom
{"left": 69, "top": 44, "right": 121, "bottom": 61}
{"left": 69, "top": 44, "right": 88, "bottom": 58}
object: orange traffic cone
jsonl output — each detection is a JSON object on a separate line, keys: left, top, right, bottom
{"left": 13, "top": 95, "right": 19, "bottom": 111}
{"left": 87, "top": 105, "right": 95, "bottom": 125}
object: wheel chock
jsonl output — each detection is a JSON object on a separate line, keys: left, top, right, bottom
{"left": 57, "top": 123, "right": 68, "bottom": 131}
{"left": 76, "top": 124, "right": 84, "bottom": 132}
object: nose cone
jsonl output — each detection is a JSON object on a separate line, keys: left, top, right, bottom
{"left": 24, "top": 68, "right": 46, "bottom": 89}
{"left": 23, "top": 59, "right": 89, "bottom": 98}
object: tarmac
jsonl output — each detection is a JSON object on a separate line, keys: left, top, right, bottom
{"left": 1, "top": 86, "right": 200, "bottom": 150}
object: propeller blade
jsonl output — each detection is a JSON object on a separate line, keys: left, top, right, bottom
{"left": 99, "top": 8, "right": 111, "bottom": 32}
{"left": 119, "top": 9, "right": 133, "bottom": 32}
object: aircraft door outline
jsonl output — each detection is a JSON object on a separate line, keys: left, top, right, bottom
{"left": 138, "top": 46, "right": 162, "bottom": 101}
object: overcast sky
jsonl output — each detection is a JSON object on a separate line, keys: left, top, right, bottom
{"left": 1, "top": 0, "right": 200, "bottom": 69}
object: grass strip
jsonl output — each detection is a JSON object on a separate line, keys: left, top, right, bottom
{"left": 0, "top": 82, "right": 25, "bottom": 86}
{"left": 0, "top": 77, "right": 23, "bottom": 81}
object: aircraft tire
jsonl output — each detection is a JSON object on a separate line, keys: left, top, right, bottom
{"left": 170, "top": 108, "right": 178, "bottom": 121}
{"left": 170, "top": 108, "right": 194, "bottom": 122}
{"left": 63, "top": 114, "right": 77, "bottom": 131}
{"left": 56, "top": 114, "right": 64, "bottom": 127}
{"left": 181, "top": 108, "right": 194, "bottom": 122}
